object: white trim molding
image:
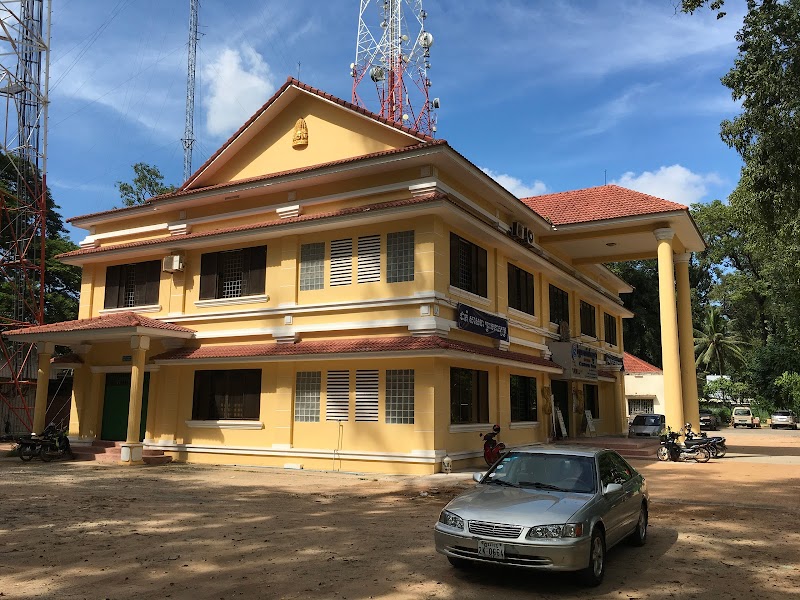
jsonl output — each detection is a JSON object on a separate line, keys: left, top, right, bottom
{"left": 185, "top": 420, "right": 265, "bottom": 430}
{"left": 194, "top": 294, "right": 269, "bottom": 308}
{"left": 448, "top": 285, "right": 491, "bottom": 307}
{"left": 449, "top": 423, "right": 492, "bottom": 434}
{"left": 99, "top": 304, "right": 161, "bottom": 315}
{"left": 508, "top": 421, "right": 541, "bottom": 430}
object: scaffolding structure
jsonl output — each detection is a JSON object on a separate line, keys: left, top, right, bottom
{"left": 0, "top": 0, "right": 52, "bottom": 434}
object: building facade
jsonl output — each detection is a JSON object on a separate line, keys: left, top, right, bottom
{"left": 6, "top": 79, "right": 705, "bottom": 473}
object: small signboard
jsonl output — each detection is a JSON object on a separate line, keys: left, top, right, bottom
{"left": 584, "top": 410, "right": 597, "bottom": 437}
{"left": 456, "top": 303, "right": 509, "bottom": 342}
{"left": 555, "top": 407, "right": 567, "bottom": 437}
{"left": 605, "top": 354, "right": 624, "bottom": 369}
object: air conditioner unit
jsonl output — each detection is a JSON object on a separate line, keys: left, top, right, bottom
{"left": 162, "top": 254, "right": 184, "bottom": 273}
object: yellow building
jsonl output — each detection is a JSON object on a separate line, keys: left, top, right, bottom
{"left": 6, "top": 79, "right": 705, "bottom": 473}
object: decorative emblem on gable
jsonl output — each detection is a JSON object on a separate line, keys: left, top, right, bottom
{"left": 292, "top": 118, "right": 308, "bottom": 148}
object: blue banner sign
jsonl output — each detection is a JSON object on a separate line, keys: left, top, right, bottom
{"left": 456, "top": 303, "right": 509, "bottom": 342}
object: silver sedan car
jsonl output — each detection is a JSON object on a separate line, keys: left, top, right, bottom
{"left": 434, "top": 446, "right": 649, "bottom": 586}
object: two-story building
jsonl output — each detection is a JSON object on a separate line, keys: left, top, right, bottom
{"left": 6, "top": 78, "right": 705, "bottom": 473}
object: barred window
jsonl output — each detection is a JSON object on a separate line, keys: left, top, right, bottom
{"left": 387, "top": 231, "right": 414, "bottom": 283}
{"left": 294, "top": 371, "right": 321, "bottom": 422}
{"left": 510, "top": 374, "right": 538, "bottom": 422}
{"left": 450, "top": 367, "right": 489, "bottom": 424}
{"left": 580, "top": 301, "right": 597, "bottom": 337}
{"left": 628, "top": 398, "right": 654, "bottom": 415}
{"left": 123, "top": 265, "right": 136, "bottom": 307}
{"left": 300, "top": 243, "right": 325, "bottom": 291}
{"left": 220, "top": 250, "right": 244, "bottom": 299}
{"left": 549, "top": 284, "right": 569, "bottom": 326}
{"left": 192, "top": 369, "right": 261, "bottom": 420}
{"left": 449, "top": 233, "right": 488, "bottom": 297}
{"left": 508, "top": 263, "right": 535, "bottom": 315}
{"left": 386, "top": 369, "right": 414, "bottom": 424}
{"left": 104, "top": 260, "right": 160, "bottom": 309}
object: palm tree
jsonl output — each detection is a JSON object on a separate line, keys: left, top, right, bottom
{"left": 694, "top": 306, "right": 747, "bottom": 376}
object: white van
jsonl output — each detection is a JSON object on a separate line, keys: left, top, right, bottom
{"left": 732, "top": 406, "right": 759, "bottom": 428}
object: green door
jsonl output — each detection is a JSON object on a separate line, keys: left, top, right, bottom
{"left": 100, "top": 373, "right": 150, "bottom": 442}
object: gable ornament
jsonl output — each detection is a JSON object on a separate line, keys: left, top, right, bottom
{"left": 292, "top": 118, "right": 308, "bottom": 148}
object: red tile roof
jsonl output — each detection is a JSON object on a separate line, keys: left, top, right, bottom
{"left": 4, "top": 312, "right": 195, "bottom": 336}
{"left": 67, "top": 141, "right": 446, "bottom": 224}
{"left": 152, "top": 335, "right": 562, "bottom": 370}
{"left": 521, "top": 184, "right": 688, "bottom": 226}
{"left": 179, "top": 77, "right": 436, "bottom": 192}
{"left": 57, "top": 192, "right": 448, "bottom": 260}
{"left": 623, "top": 352, "right": 662, "bottom": 374}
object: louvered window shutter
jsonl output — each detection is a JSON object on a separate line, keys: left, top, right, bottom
{"left": 355, "top": 370, "right": 379, "bottom": 422}
{"left": 104, "top": 265, "right": 122, "bottom": 309}
{"left": 357, "top": 235, "right": 381, "bottom": 283}
{"left": 144, "top": 260, "right": 161, "bottom": 305}
{"left": 330, "top": 239, "right": 352, "bottom": 286}
{"left": 199, "top": 252, "right": 219, "bottom": 299}
{"left": 325, "top": 370, "right": 350, "bottom": 421}
{"left": 242, "top": 245, "right": 266, "bottom": 296}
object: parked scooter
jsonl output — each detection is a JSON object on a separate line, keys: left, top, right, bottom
{"left": 480, "top": 424, "right": 507, "bottom": 466}
{"left": 657, "top": 430, "right": 711, "bottom": 463}
{"left": 16, "top": 434, "right": 41, "bottom": 461}
{"left": 684, "top": 423, "right": 727, "bottom": 458}
{"left": 38, "top": 424, "right": 74, "bottom": 461}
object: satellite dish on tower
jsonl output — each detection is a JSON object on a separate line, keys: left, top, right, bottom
{"left": 419, "top": 31, "right": 434, "bottom": 48}
{"left": 370, "top": 66, "right": 386, "bottom": 82}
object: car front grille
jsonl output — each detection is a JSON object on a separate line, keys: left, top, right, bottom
{"left": 449, "top": 545, "right": 552, "bottom": 566}
{"left": 468, "top": 521, "right": 523, "bottom": 539}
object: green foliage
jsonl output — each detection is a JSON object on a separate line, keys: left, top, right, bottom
{"left": 702, "top": 376, "right": 748, "bottom": 404}
{"left": 773, "top": 371, "right": 800, "bottom": 411}
{"left": 694, "top": 306, "right": 748, "bottom": 375}
{"left": 681, "top": 0, "right": 728, "bottom": 18}
{"left": 116, "top": 162, "right": 176, "bottom": 207}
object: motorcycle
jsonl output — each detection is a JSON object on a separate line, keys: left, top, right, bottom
{"left": 657, "top": 431, "right": 711, "bottom": 463}
{"left": 684, "top": 423, "right": 727, "bottom": 458}
{"left": 480, "top": 424, "right": 506, "bottom": 466}
{"left": 38, "top": 424, "right": 74, "bottom": 461}
{"left": 16, "top": 434, "right": 41, "bottom": 461}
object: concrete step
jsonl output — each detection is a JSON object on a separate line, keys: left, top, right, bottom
{"left": 71, "top": 441, "right": 173, "bottom": 465}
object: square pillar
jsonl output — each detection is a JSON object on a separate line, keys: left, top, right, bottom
{"left": 675, "top": 253, "right": 700, "bottom": 431}
{"left": 33, "top": 342, "right": 54, "bottom": 435}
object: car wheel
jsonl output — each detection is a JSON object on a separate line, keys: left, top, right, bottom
{"left": 629, "top": 504, "right": 648, "bottom": 546}
{"left": 657, "top": 446, "right": 670, "bottom": 462}
{"left": 580, "top": 529, "right": 606, "bottom": 587}
{"left": 447, "top": 556, "right": 470, "bottom": 570}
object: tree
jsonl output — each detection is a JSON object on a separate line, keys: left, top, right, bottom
{"left": 116, "top": 162, "right": 176, "bottom": 207}
{"left": 703, "top": 376, "right": 748, "bottom": 405}
{"left": 694, "top": 306, "right": 747, "bottom": 375}
{"left": 774, "top": 371, "right": 800, "bottom": 412}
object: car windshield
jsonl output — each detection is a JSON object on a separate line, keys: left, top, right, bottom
{"left": 632, "top": 415, "right": 661, "bottom": 427}
{"left": 484, "top": 452, "right": 597, "bottom": 494}
{"left": 734, "top": 408, "right": 751, "bottom": 415}
{"left": 774, "top": 410, "right": 792, "bottom": 416}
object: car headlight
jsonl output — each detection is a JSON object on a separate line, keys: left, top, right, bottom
{"left": 526, "top": 523, "right": 583, "bottom": 539}
{"left": 438, "top": 510, "right": 464, "bottom": 530}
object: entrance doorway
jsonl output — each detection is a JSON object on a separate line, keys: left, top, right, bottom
{"left": 552, "top": 380, "right": 570, "bottom": 438}
{"left": 100, "top": 373, "right": 150, "bottom": 442}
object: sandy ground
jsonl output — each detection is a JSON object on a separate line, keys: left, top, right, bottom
{"left": 1, "top": 428, "right": 799, "bottom": 600}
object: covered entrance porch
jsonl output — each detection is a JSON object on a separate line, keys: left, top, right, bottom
{"left": 4, "top": 312, "right": 194, "bottom": 465}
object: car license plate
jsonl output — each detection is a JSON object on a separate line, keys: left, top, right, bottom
{"left": 477, "top": 540, "right": 505, "bottom": 559}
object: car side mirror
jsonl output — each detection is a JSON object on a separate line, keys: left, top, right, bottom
{"left": 473, "top": 472, "right": 485, "bottom": 483}
{"left": 603, "top": 482, "right": 623, "bottom": 495}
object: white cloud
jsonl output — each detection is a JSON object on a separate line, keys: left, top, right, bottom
{"left": 202, "top": 44, "right": 277, "bottom": 138}
{"left": 481, "top": 168, "right": 548, "bottom": 198}
{"left": 613, "top": 164, "right": 723, "bottom": 204}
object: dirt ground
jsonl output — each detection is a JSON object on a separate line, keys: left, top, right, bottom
{"left": 1, "top": 429, "right": 799, "bottom": 600}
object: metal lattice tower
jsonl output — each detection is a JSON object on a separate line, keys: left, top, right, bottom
{"left": 350, "top": 0, "right": 438, "bottom": 136}
{"left": 0, "top": 0, "right": 52, "bottom": 433}
{"left": 182, "top": 0, "right": 199, "bottom": 182}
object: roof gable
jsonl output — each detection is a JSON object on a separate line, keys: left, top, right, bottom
{"left": 183, "top": 77, "right": 432, "bottom": 191}
{"left": 624, "top": 352, "right": 662, "bottom": 374}
{"left": 522, "top": 184, "right": 687, "bottom": 226}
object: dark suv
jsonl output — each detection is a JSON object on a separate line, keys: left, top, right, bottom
{"left": 699, "top": 409, "right": 719, "bottom": 431}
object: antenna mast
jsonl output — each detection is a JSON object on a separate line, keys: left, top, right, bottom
{"left": 0, "top": 0, "right": 52, "bottom": 433}
{"left": 350, "top": 0, "right": 438, "bottom": 136}
{"left": 182, "top": 0, "right": 199, "bottom": 182}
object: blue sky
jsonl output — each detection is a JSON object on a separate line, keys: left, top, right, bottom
{"left": 47, "top": 0, "right": 744, "bottom": 241}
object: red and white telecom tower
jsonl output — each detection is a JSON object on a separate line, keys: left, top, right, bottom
{"left": 0, "top": 0, "right": 52, "bottom": 433}
{"left": 350, "top": 0, "right": 439, "bottom": 137}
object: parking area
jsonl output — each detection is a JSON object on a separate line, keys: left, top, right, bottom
{"left": 1, "top": 428, "right": 798, "bottom": 600}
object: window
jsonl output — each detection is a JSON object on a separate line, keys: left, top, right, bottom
{"left": 387, "top": 231, "right": 414, "bottom": 283}
{"left": 450, "top": 233, "right": 487, "bottom": 297}
{"left": 580, "top": 301, "right": 597, "bottom": 337}
{"left": 584, "top": 384, "right": 599, "bottom": 419}
{"left": 294, "top": 371, "right": 321, "bottom": 422}
{"left": 599, "top": 452, "right": 632, "bottom": 487}
{"left": 299, "top": 243, "right": 324, "bottom": 291}
{"left": 549, "top": 284, "right": 569, "bottom": 326}
{"left": 604, "top": 313, "right": 617, "bottom": 345}
{"left": 199, "top": 246, "right": 266, "bottom": 300}
{"left": 508, "top": 264, "right": 535, "bottom": 315}
{"left": 450, "top": 367, "right": 489, "bottom": 424}
{"left": 357, "top": 235, "right": 381, "bottom": 283}
{"left": 510, "top": 375, "right": 538, "bottom": 422}
{"left": 325, "top": 370, "right": 350, "bottom": 421}
{"left": 355, "top": 369, "right": 379, "bottom": 421}
{"left": 329, "top": 239, "right": 352, "bottom": 286}
{"left": 628, "top": 398, "right": 654, "bottom": 415}
{"left": 386, "top": 369, "right": 414, "bottom": 424}
{"left": 104, "top": 260, "right": 161, "bottom": 309}
{"left": 191, "top": 369, "right": 261, "bottom": 420}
